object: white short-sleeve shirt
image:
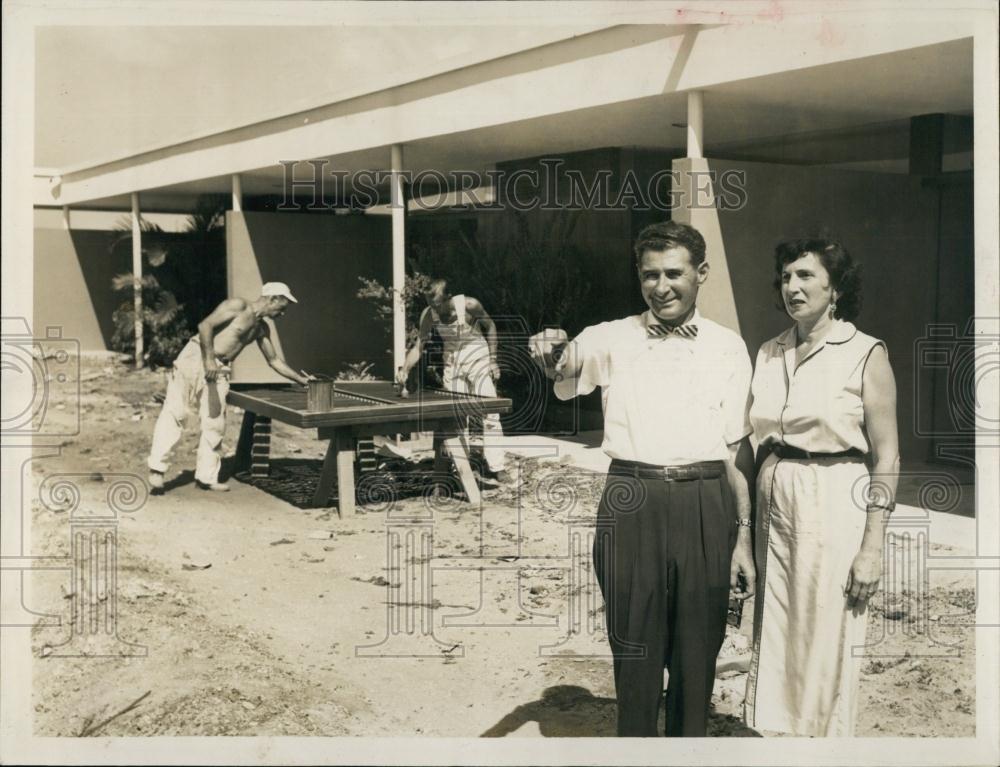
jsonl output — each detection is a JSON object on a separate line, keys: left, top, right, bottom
{"left": 554, "top": 309, "right": 753, "bottom": 466}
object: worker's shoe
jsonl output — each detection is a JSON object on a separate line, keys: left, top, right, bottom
{"left": 148, "top": 470, "right": 165, "bottom": 491}
{"left": 492, "top": 469, "right": 521, "bottom": 486}
{"left": 196, "top": 480, "right": 230, "bottom": 492}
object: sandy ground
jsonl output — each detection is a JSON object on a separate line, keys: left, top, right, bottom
{"left": 25, "top": 356, "right": 976, "bottom": 737}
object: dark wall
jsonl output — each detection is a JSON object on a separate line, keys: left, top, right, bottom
{"left": 927, "top": 175, "right": 976, "bottom": 458}
{"left": 493, "top": 147, "right": 645, "bottom": 329}
{"left": 698, "top": 157, "right": 971, "bottom": 462}
{"left": 35, "top": 223, "right": 227, "bottom": 352}
{"left": 227, "top": 211, "right": 393, "bottom": 383}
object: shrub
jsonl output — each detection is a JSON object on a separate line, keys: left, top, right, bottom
{"left": 336, "top": 361, "right": 377, "bottom": 381}
{"left": 110, "top": 274, "right": 192, "bottom": 368}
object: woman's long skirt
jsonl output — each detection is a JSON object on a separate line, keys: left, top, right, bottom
{"left": 743, "top": 454, "right": 871, "bottom": 737}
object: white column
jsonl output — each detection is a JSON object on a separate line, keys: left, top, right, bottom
{"left": 686, "top": 90, "right": 704, "bottom": 160}
{"left": 390, "top": 144, "right": 406, "bottom": 372}
{"left": 232, "top": 173, "right": 243, "bottom": 213}
{"left": 130, "top": 192, "right": 144, "bottom": 368}
{"left": 61, "top": 206, "right": 70, "bottom": 230}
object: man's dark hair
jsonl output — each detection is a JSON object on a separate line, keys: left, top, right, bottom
{"left": 633, "top": 221, "right": 707, "bottom": 267}
{"left": 772, "top": 238, "right": 862, "bottom": 321}
{"left": 423, "top": 278, "right": 449, "bottom": 300}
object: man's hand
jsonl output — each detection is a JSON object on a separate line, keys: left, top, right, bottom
{"left": 296, "top": 370, "right": 316, "bottom": 386}
{"left": 528, "top": 329, "right": 569, "bottom": 379}
{"left": 204, "top": 358, "right": 220, "bottom": 383}
{"left": 730, "top": 530, "right": 755, "bottom": 600}
{"left": 488, "top": 360, "right": 501, "bottom": 381}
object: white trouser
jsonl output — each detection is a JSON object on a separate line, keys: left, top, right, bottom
{"left": 147, "top": 340, "right": 231, "bottom": 484}
{"left": 442, "top": 346, "right": 506, "bottom": 473}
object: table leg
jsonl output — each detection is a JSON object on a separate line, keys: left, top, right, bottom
{"left": 335, "top": 429, "right": 357, "bottom": 517}
{"left": 250, "top": 416, "right": 272, "bottom": 478}
{"left": 437, "top": 431, "right": 481, "bottom": 505}
{"left": 313, "top": 428, "right": 357, "bottom": 516}
{"left": 314, "top": 439, "right": 337, "bottom": 509}
{"left": 234, "top": 411, "right": 256, "bottom": 474}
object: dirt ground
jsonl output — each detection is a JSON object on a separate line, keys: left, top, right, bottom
{"left": 25, "top": 355, "right": 976, "bottom": 738}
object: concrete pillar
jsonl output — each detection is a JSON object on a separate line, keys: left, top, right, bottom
{"left": 671, "top": 157, "right": 740, "bottom": 335}
{"left": 130, "top": 192, "right": 144, "bottom": 368}
{"left": 232, "top": 173, "right": 243, "bottom": 212}
{"left": 687, "top": 90, "right": 704, "bottom": 159}
{"left": 61, "top": 206, "right": 70, "bottom": 230}
{"left": 390, "top": 144, "right": 406, "bottom": 372}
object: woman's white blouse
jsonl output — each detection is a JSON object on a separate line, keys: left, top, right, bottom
{"left": 749, "top": 320, "right": 884, "bottom": 454}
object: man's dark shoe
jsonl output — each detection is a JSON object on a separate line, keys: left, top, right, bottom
{"left": 196, "top": 480, "right": 230, "bottom": 492}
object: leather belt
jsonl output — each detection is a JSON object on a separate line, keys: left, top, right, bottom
{"left": 770, "top": 444, "right": 864, "bottom": 461}
{"left": 609, "top": 459, "right": 725, "bottom": 482}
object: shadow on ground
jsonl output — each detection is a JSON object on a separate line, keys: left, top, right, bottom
{"left": 479, "top": 685, "right": 761, "bottom": 737}
{"left": 229, "top": 457, "right": 471, "bottom": 510}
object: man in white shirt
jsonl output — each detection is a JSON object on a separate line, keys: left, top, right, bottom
{"left": 530, "top": 221, "right": 756, "bottom": 737}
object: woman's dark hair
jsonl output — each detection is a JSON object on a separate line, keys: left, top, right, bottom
{"left": 773, "top": 238, "right": 862, "bottom": 321}
{"left": 634, "top": 221, "right": 707, "bottom": 266}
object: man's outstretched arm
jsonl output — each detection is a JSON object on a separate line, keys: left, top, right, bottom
{"left": 397, "top": 308, "right": 433, "bottom": 384}
{"left": 528, "top": 327, "right": 601, "bottom": 401}
{"left": 257, "top": 323, "right": 310, "bottom": 385}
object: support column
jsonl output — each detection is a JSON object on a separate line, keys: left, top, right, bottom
{"left": 390, "top": 144, "right": 406, "bottom": 372}
{"left": 130, "top": 192, "right": 144, "bottom": 368}
{"left": 673, "top": 88, "right": 741, "bottom": 335}
{"left": 686, "top": 90, "right": 704, "bottom": 159}
{"left": 61, "top": 206, "right": 70, "bottom": 230}
{"left": 232, "top": 173, "right": 243, "bottom": 212}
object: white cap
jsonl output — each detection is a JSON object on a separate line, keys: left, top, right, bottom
{"left": 261, "top": 281, "right": 297, "bottom": 303}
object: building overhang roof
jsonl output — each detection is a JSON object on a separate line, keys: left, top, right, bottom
{"left": 34, "top": 16, "right": 975, "bottom": 212}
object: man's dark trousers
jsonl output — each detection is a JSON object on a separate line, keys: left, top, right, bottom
{"left": 593, "top": 460, "right": 737, "bottom": 737}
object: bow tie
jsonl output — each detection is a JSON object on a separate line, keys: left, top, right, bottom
{"left": 647, "top": 322, "right": 698, "bottom": 339}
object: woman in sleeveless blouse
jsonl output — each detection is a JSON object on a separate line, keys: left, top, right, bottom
{"left": 743, "top": 239, "right": 900, "bottom": 736}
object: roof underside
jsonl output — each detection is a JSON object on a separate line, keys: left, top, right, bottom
{"left": 36, "top": 21, "right": 974, "bottom": 213}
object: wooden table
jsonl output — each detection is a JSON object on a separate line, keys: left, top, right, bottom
{"left": 228, "top": 382, "right": 513, "bottom": 516}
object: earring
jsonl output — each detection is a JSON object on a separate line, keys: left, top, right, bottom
{"left": 829, "top": 299, "right": 837, "bottom": 319}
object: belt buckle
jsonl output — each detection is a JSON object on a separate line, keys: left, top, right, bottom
{"left": 662, "top": 466, "right": 689, "bottom": 481}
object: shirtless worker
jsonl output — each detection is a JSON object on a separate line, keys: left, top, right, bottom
{"left": 396, "top": 278, "right": 512, "bottom": 483}
{"left": 147, "top": 282, "right": 311, "bottom": 492}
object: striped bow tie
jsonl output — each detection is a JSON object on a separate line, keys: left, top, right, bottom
{"left": 647, "top": 322, "right": 698, "bottom": 339}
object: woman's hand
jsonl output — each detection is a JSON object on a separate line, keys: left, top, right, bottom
{"left": 846, "top": 546, "right": 882, "bottom": 607}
